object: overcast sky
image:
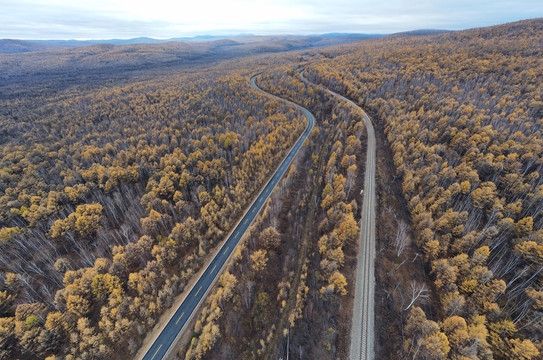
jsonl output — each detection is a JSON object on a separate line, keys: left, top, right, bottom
{"left": 1, "top": 0, "right": 541, "bottom": 40}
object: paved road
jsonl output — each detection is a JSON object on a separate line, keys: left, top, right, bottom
{"left": 301, "top": 72, "right": 376, "bottom": 360}
{"left": 140, "top": 75, "right": 315, "bottom": 360}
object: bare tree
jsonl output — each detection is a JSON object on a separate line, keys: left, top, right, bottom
{"left": 395, "top": 220, "right": 410, "bottom": 257}
{"left": 242, "top": 280, "right": 254, "bottom": 309}
{"left": 403, "top": 281, "right": 429, "bottom": 311}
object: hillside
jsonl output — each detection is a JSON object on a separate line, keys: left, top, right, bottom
{"left": 0, "top": 45, "right": 318, "bottom": 358}
{"left": 384, "top": 29, "right": 451, "bottom": 38}
{"left": 0, "top": 34, "right": 379, "bottom": 54}
{"left": 0, "top": 17, "right": 541, "bottom": 360}
{"left": 0, "top": 35, "right": 378, "bottom": 98}
{"left": 0, "top": 39, "right": 70, "bottom": 54}
{"left": 173, "top": 17, "right": 543, "bottom": 360}
{"left": 304, "top": 17, "right": 543, "bottom": 359}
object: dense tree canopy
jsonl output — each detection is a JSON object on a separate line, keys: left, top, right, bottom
{"left": 306, "top": 18, "right": 543, "bottom": 359}
{"left": 0, "top": 58, "right": 307, "bottom": 359}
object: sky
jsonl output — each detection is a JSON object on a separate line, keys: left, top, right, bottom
{"left": 1, "top": 0, "right": 542, "bottom": 40}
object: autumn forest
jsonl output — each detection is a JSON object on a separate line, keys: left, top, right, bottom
{"left": 0, "top": 18, "right": 542, "bottom": 360}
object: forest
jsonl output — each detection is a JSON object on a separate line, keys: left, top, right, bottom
{"left": 303, "top": 18, "right": 543, "bottom": 359}
{"left": 179, "top": 68, "right": 366, "bottom": 359}
{"left": 176, "top": 18, "right": 543, "bottom": 360}
{"left": 0, "top": 52, "right": 311, "bottom": 359}
{"left": 0, "top": 17, "right": 542, "bottom": 360}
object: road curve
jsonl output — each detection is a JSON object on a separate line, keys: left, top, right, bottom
{"left": 301, "top": 71, "right": 376, "bottom": 360}
{"left": 139, "top": 74, "right": 315, "bottom": 360}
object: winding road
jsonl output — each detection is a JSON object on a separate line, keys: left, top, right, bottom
{"left": 139, "top": 75, "right": 315, "bottom": 360}
{"left": 302, "top": 72, "right": 376, "bottom": 360}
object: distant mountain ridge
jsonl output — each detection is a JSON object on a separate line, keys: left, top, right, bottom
{"left": 0, "top": 29, "right": 456, "bottom": 54}
{"left": 0, "top": 39, "right": 72, "bottom": 53}
{"left": 384, "top": 29, "right": 451, "bottom": 38}
{"left": 0, "top": 33, "right": 387, "bottom": 54}
{"left": 0, "top": 35, "right": 392, "bottom": 90}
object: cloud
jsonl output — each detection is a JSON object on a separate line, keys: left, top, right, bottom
{"left": 1, "top": 0, "right": 541, "bottom": 39}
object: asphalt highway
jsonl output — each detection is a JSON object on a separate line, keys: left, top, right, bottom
{"left": 140, "top": 74, "right": 315, "bottom": 360}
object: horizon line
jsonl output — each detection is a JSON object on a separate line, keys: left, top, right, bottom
{"left": 1, "top": 29, "right": 453, "bottom": 42}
